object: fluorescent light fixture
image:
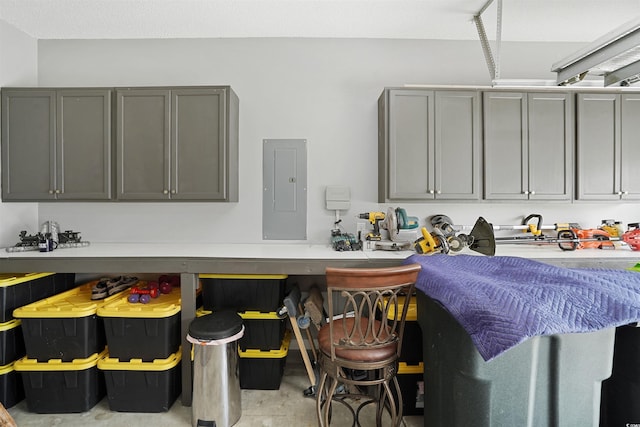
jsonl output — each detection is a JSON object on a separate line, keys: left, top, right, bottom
{"left": 552, "top": 17, "right": 640, "bottom": 87}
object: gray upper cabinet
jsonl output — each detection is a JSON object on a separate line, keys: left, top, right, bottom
{"left": 116, "top": 87, "right": 238, "bottom": 201}
{"left": 1, "top": 89, "right": 112, "bottom": 201}
{"left": 378, "top": 88, "right": 480, "bottom": 202}
{"left": 483, "top": 91, "right": 573, "bottom": 201}
{"left": 577, "top": 92, "right": 640, "bottom": 201}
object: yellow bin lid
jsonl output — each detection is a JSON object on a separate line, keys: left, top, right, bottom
{"left": 383, "top": 295, "right": 417, "bottom": 321}
{"left": 0, "top": 318, "right": 21, "bottom": 332}
{"left": 97, "top": 285, "right": 182, "bottom": 318}
{"left": 199, "top": 274, "right": 287, "bottom": 280}
{"left": 98, "top": 348, "right": 182, "bottom": 371}
{"left": 398, "top": 362, "right": 424, "bottom": 375}
{"left": 0, "top": 273, "right": 54, "bottom": 288}
{"left": 197, "top": 307, "right": 281, "bottom": 320}
{"left": 239, "top": 330, "right": 290, "bottom": 359}
{"left": 13, "top": 280, "right": 122, "bottom": 319}
{"left": 14, "top": 348, "right": 107, "bottom": 372}
{"left": 0, "top": 361, "right": 17, "bottom": 375}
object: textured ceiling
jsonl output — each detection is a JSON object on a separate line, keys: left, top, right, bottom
{"left": 0, "top": 0, "right": 639, "bottom": 42}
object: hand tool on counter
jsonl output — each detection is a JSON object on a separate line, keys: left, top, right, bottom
{"left": 330, "top": 219, "right": 361, "bottom": 252}
{"left": 622, "top": 223, "right": 640, "bottom": 250}
{"left": 443, "top": 213, "right": 579, "bottom": 238}
{"left": 600, "top": 219, "right": 624, "bottom": 238}
{"left": 441, "top": 214, "right": 619, "bottom": 252}
{"left": 414, "top": 216, "right": 496, "bottom": 256}
{"left": 358, "top": 208, "right": 415, "bottom": 251}
{"left": 357, "top": 211, "right": 386, "bottom": 241}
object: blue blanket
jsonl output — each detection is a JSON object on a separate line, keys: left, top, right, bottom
{"left": 406, "top": 254, "right": 640, "bottom": 361}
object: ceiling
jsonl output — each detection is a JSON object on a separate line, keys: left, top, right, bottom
{"left": 0, "top": 0, "right": 639, "bottom": 42}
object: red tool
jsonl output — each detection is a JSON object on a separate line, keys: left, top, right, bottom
{"left": 623, "top": 223, "right": 640, "bottom": 251}
{"left": 128, "top": 283, "right": 160, "bottom": 304}
{"left": 572, "top": 227, "right": 614, "bottom": 250}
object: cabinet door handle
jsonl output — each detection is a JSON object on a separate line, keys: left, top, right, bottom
{"left": 617, "top": 191, "right": 623, "bottom": 196}
{"left": 623, "top": 191, "right": 629, "bottom": 195}
{"left": 171, "top": 190, "right": 176, "bottom": 194}
{"left": 163, "top": 190, "right": 169, "bottom": 195}
{"left": 49, "top": 190, "right": 54, "bottom": 194}
{"left": 428, "top": 189, "right": 434, "bottom": 194}
{"left": 523, "top": 190, "right": 530, "bottom": 195}
{"left": 55, "top": 189, "right": 61, "bottom": 194}
{"left": 436, "top": 190, "right": 441, "bottom": 195}
{"left": 530, "top": 190, "right": 536, "bottom": 195}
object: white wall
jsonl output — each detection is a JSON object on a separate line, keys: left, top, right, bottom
{"left": 0, "top": 20, "right": 38, "bottom": 247}
{"left": 30, "top": 37, "right": 640, "bottom": 244}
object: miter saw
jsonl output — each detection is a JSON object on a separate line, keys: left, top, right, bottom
{"left": 381, "top": 207, "right": 419, "bottom": 240}
{"left": 369, "top": 207, "right": 420, "bottom": 251}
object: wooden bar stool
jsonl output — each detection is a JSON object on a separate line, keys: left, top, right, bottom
{"left": 316, "top": 263, "right": 421, "bottom": 427}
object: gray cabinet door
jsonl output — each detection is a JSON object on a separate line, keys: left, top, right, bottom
{"left": 483, "top": 92, "right": 527, "bottom": 200}
{"left": 484, "top": 91, "right": 572, "bottom": 201}
{"left": 386, "top": 89, "right": 435, "bottom": 200}
{"left": 116, "top": 89, "right": 171, "bottom": 200}
{"left": 620, "top": 94, "right": 640, "bottom": 200}
{"left": 171, "top": 89, "right": 226, "bottom": 200}
{"left": 1, "top": 90, "right": 56, "bottom": 200}
{"left": 56, "top": 90, "right": 112, "bottom": 200}
{"left": 527, "top": 92, "right": 573, "bottom": 200}
{"left": 434, "top": 91, "right": 480, "bottom": 200}
{"left": 116, "top": 87, "right": 238, "bottom": 201}
{"left": 576, "top": 93, "right": 620, "bottom": 201}
{"left": 1, "top": 89, "right": 112, "bottom": 201}
{"left": 379, "top": 88, "right": 479, "bottom": 202}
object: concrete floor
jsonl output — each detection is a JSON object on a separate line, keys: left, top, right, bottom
{"left": 7, "top": 350, "right": 424, "bottom": 427}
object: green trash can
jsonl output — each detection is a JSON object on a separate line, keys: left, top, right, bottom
{"left": 417, "top": 291, "right": 615, "bottom": 427}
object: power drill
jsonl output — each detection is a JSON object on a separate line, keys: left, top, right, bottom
{"left": 358, "top": 212, "right": 385, "bottom": 241}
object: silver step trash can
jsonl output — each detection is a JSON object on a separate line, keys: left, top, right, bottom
{"left": 188, "top": 311, "right": 244, "bottom": 427}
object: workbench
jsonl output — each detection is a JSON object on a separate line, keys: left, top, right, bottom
{"left": 1, "top": 242, "right": 638, "bottom": 405}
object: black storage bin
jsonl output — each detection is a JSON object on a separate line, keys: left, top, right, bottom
{"left": 200, "top": 274, "right": 287, "bottom": 312}
{"left": 98, "top": 287, "right": 181, "bottom": 361}
{"left": 19, "top": 316, "right": 105, "bottom": 362}
{"left": 239, "top": 311, "right": 286, "bottom": 351}
{"left": 0, "top": 273, "right": 55, "bottom": 322}
{"left": 401, "top": 322, "right": 422, "bottom": 364}
{"left": 391, "top": 362, "right": 424, "bottom": 416}
{"left": 98, "top": 349, "right": 181, "bottom": 412}
{"left": 14, "top": 349, "right": 106, "bottom": 413}
{"left": 379, "top": 295, "right": 422, "bottom": 364}
{"left": 0, "top": 319, "right": 25, "bottom": 365}
{"left": 0, "top": 362, "right": 25, "bottom": 409}
{"left": 13, "top": 281, "right": 117, "bottom": 362}
{"left": 239, "top": 331, "right": 290, "bottom": 390}
{"left": 197, "top": 308, "right": 285, "bottom": 351}
{"left": 53, "top": 273, "right": 77, "bottom": 293}
{"left": 28, "top": 274, "right": 58, "bottom": 303}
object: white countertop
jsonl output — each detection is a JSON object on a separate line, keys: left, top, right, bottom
{"left": 1, "top": 242, "right": 369, "bottom": 259}
{"left": 2, "top": 241, "right": 639, "bottom": 264}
